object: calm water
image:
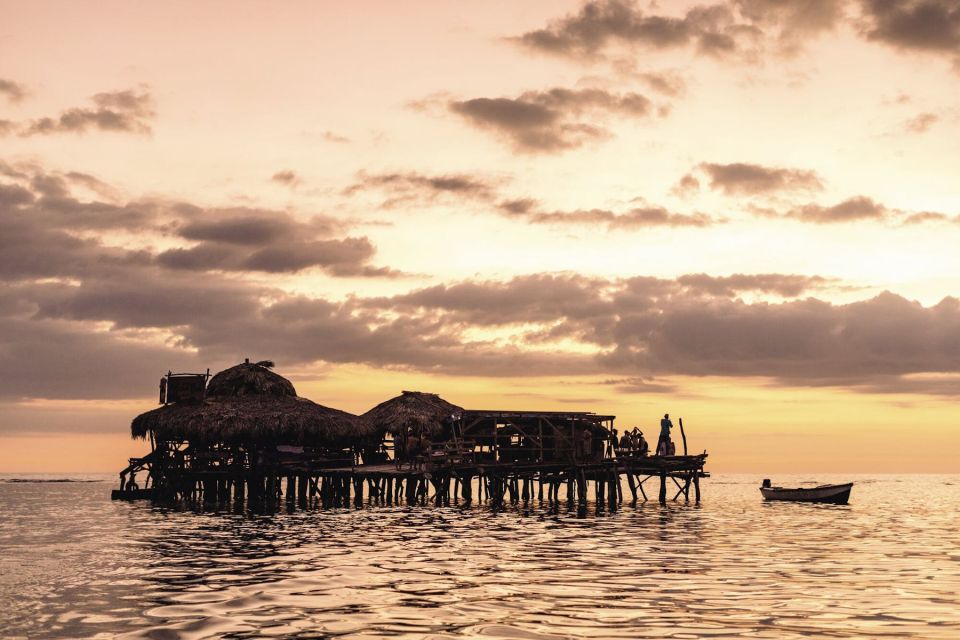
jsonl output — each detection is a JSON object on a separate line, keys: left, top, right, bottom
{"left": 1, "top": 474, "right": 958, "bottom": 639}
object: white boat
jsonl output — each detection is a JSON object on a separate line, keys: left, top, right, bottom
{"left": 759, "top": 480, "right": 852, "bottom": 504}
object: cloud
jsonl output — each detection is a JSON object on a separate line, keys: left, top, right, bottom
{"left": 5, "top": 163, "right": 959, "bottom": 402}
{"left": 860, "top": 0, "right": 960, "bottom": 66}
{"left": 271, "top": 170, "right": 301, "bottom": 187}
{"left": 751, "top": 194, "right": 958, "bottom": 225}
{"left": 344, "top": 170, "right": 500, "bottom": 207}
{"left": 448, "top": 87, "right": 659, "bottom": 152}
{"left": 903, "top": 111, "right": 939, "bottom": 133}
{"left": 498, "top": 199, "right": 719, "bottom": 228}
{"left": 699, "top": 162, "right": 824, "bottom": 195}
{"left": 0, "top": 78, "right": 27, "bottom": 103}
{"left": 13, "top": 88, "right": 155, "bottom": 136}
{"left": 671, "top": 173, "right": 701, "bottom": 197}
{"left": 321, "top": 130, "right": 350, "bottom": 143}
{"left": 675, "top": 273, "right": 832, "bottom": 297}
{"left": 0, "top": 163, "right": 398, "bottom": 280}
{"left": 513, "top": 0, "right": 841, "bottom": 62}
{"left": 788, "top": 195, "right": 888, "bottom": 223}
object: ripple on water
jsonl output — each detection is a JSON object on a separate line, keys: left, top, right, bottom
{"left": 1, "top": 475, "right": 960, "bottom": 639}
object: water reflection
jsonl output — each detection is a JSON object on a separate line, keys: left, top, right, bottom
{"left": 1, "top": 475, "right": 959, "bottom": 639}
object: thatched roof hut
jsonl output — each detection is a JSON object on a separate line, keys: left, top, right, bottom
{"left": 363, "top": 391, "right": 463, "bottom": 438}
{"left": 131, "top": 361, "right": 373, "bottom": 448}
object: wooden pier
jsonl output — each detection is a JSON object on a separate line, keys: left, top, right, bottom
{"left": 113, "top": 362, "right": 710, "bottom": 512}
{"left": 113, "top": 453, "right": 708, "bottom": 510}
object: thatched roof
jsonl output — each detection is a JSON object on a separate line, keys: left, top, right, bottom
{"left": 131, "top": 361, "right": 373, "bottom": 447}
{"left": 362, "top": 391, "right": 463, "bottom": 437}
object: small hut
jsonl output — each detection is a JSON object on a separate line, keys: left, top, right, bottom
{"left": 123, "top": 360, "right": 373, "bottom": 500}
{"left": 132, "top": 360, "right": 371, "bottom": 448}
{"left": 363, "top": 391, "right": 463, "bottom": 437}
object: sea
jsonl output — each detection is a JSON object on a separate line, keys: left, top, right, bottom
{"left": 0, "top": 474, "right": 958, "bottom": 639}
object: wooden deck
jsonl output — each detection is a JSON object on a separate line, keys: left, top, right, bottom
{"left": 111, "top": 453, "right": 709, "bottom": 509}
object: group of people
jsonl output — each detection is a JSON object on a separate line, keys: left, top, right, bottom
{"left": 613, "top": 427, "right": 649, "bottom": 456}
{"left": 612, "top": 413, "right": 679, "bottom": 457}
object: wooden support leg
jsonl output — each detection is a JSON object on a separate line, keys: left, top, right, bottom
{"left": 659, "top": 471, "right": 667, "bottom": 505}
{"left": 694, "top": 471, "right": 701, "bottom": 503}
{"left": 285, "top": 476, "right": 295, "bottom": 502}
{"left": 576, "top": 471, "right": 587, "bottom": 507}
{"left": 626, "top": 472, "right": 638, "bottom": 502}
{"left": 608, "top": 471, "right": 618, "bottom": 511}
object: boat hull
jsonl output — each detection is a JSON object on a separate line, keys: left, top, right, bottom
{"left": 760, "top": 482, "right": 852, "bottom": 504}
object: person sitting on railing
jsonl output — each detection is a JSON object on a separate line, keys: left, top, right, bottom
{"left": 634, "top": 429, "right": 649, "bottom": 457}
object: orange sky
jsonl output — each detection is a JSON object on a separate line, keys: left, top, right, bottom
{"left": 1, "top": 0, "right": 959, "bottom": 473}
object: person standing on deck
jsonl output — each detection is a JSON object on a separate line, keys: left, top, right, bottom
{"left": 393, "top": 430, "right": 405, "bottom": 469}
{"left": 657, "top": 413, "right": 673, "bottom": 456}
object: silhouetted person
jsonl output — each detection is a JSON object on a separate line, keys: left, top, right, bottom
{"left": 405, "top": 429, "right": 420, "bottom": 469}
{"left": 657, "top": 413, "right": 673, "bottom": 456}
{"left": 635, "top": 429, "right": 649, "bottom": 456}
{"left": 393, "top": 430, "right": 405, "bottom": 468}
{"left": 618, "top": 429, "right": 633, "bottom": 451}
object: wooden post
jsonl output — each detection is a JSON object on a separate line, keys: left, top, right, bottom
{"left": 658, "top": 471, "right": 667, "bottom": 505}
{"left": 462, "top": 473, "right": 473, "bottom": 502}
{"left": 297, "top": 474, "right": 308, "bottom": 503}
{"left": 285, "top": 476, "right": 295, "bottom": 502}
{"left": 576, "top": 470, "right": 587, "bottom": 507}
{"left": 354, "top": 476, "right": 364, "bottom": 507}
{"left": 626, "top": 471, "right": 637, "bottom": 501}
{"left": 694, "top": 471, "right": 701, "bottom": 503}
{"left": 608, "top": 471, "right": 618, "bottom": 510}
{"left": 679, "top": 417, "right": 688, "bottom": 456}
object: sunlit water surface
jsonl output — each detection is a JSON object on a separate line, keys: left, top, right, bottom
{"left": 1, "top": 474, "right": 958, "bottom": 639}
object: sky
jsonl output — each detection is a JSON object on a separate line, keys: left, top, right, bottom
{"left": 1, "top": 0, "right": 959, "bottom": 473}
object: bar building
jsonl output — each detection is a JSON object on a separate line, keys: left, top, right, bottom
{"left": 116, "top": 360, "right": 709, "bottom": 510}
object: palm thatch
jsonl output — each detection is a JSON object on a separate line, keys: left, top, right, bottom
{"left": 362, "top": 391, "right": 463, "bottom": 438}
{"left": 131, "top": 361, "right": 373, "bottom": 447}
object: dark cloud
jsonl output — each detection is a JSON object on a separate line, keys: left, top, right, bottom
{"left": 0, "top": 164, "right": 396, "bottom": 279}
{"left": 788, "top": 196, "right": 888, "bottom": 223}
{"left": 903, "top": 112, "right": 939, "bottom": 133}
{"left": 861, "top": 0, "right": 960, "bottom": 64}
{"left": 636, "top": 71, "right": 687, "bottom": 97}
{"left": 675, "top": 273, "right": 831, "bottom": 297}
{"left": 497, "top": 199, "right": 719, "bottom": 228}
{"left": 343, "top": 170, "right": 499, "bottom": 207}
{"left": 14, "top": 89, "right": 155, "bottom": 136}
{"left": 752, "top": 195, "right": 957, "bottom": 225}
{"left": 601, "top": 377, "right": 677, "bottom": 394}
{"left": 4, "top": 163, "right": 959, "bottom": 402}
{"left": 513, "top": 0, "right": 840, "bottom": 62}
{"left": 699, "top": 162, "right": 824, "bottom": 195}
{"left": 448, "top": 87, "right": 658, "bottom": 152}
{"left": 671, "top": 173, "right": 701, "bottom": 197}
{"left": 271, "top": 170, "right": 300, "bottom": 187}
{"left": 0, "top": 78, "right": 27, "bottom": 103}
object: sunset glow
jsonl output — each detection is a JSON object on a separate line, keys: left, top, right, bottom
{"left": 2, "top": 0, "right": 959, "bottom": 472}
